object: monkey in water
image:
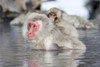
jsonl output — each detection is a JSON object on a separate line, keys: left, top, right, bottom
{"left": 22, "top": 13, "right": 86, "bottom": 50}
{"left": 47, "top": 8, "right": 95, "bottom": 29}
{"left": 47, "top": 8, "right": 79, "bottom": 38}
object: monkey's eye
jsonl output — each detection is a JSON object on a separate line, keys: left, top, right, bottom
{"left": 50, "top": 12, "right": 56, "bottom": 16}
{"left": 49, "top": 13, "right": 52, "bottom": 15}
{"left": 29, "top": 23, "right": 31, "bottom": 27}
{"left": 27, "top": 23, "right": 31, "bottom": 30}
{"left": 33, "top": 24, "right": 37, "bottom": 28}
{"left": 28, "top": 23, "right": 31, "bottom": 28}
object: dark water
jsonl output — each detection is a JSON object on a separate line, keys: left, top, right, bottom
{"left": 0, "top": 22, "right": 100, "bottom": 67}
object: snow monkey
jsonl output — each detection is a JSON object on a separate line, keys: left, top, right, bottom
{"left": 22, "top": 13, "right": 86, "bottom": 50}
{"left": 47, "top": 7, "right": 95, "bottom": 29}
{"left": 47, "top": 8, "right": 79, "bottom": 38}
{"left": 0, "top": 0, "right": 41, "bottom": 12}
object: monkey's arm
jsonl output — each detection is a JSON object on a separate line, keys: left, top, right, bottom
{"left": 10, "top": 12, "right": 30, "bottom": 25}
{"left": 10, "top": 14, "right": 25, "bottom": 25}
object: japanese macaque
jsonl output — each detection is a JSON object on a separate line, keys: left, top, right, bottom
{"left": 22, "top": 13, "right": 86, "bottom": 50}
{"left": 47, "top": 8, "right": 79, "bottom": 38}
{"left": 0, "top": 0, "right": 41, "bottom": 12}
{"left": 47, "top": 8, "right": 95, "bottom": 29}
{"left": 0, "top": 0, "right": 27, "bottom": 12}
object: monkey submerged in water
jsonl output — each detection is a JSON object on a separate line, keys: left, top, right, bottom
{"left": 47, "top": 7, "right": 95, "bottom": 29}
{"left": 22, "top": 13, "right": 86, "bottom": 50}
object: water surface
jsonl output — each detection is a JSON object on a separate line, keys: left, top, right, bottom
{"left": 0, "top": 22, "right": 100, "bottom": 67}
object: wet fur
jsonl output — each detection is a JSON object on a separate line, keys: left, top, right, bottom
{"left": 22, "top": 13, "right": 86, "bottom": 50}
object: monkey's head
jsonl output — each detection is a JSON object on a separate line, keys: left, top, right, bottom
{"left": 47, "top": 8, "right": 62, "bottom": 23}
{"left": 22, "top": 13, "right": 54, "bottom": 42}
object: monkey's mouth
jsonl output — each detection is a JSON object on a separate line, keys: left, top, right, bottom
{"left": 49, "top": 17, "right": 54, "bottom": 21}
{"left": 28, "top": 37, "right": 33, "bottom": 40}
{"left": 27, "top": 33, "right": 35, "bottom": 40}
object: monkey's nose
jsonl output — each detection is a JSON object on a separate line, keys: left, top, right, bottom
{"left": 27, "top": 31, "right": 35, "bottom": 40}
{"left": 28, "top": 30, "right": 32, "bottom": 34}
{"left": 28, "top": 27, "right": 33, "bottom": 33}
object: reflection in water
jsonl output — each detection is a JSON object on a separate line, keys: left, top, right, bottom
{"left": 0, "top": 23, "right": 100, "bottom": 67}
{"left": 28, "top": 50, "right": 85, "bottom": 67}
{"left": 0, "top": 23, "right": 28, "bottom": 67}
{"left": 0, "top": 23, "right": 86, "bottom": 67}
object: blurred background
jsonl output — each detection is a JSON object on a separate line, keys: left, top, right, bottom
{"left": 0, "top": 0, "right": 100, "bottom": 22}
{"left": 42, "top": 0, "right": 100, "bottom": 20}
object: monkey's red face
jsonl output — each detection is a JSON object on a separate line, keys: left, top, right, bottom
{"left": 27, "top": 21, "right": 40, "bottom": 40}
